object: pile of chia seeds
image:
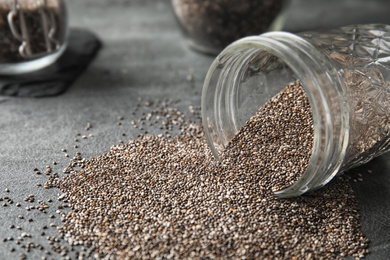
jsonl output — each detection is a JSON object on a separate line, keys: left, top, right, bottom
{"left": 37, "top": 81, "right": 368, "bottom": 259}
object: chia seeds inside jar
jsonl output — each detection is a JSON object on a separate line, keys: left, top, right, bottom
{"left": 201, "top": 24, "right": 390, "bottom": 197}
{"left": 171, "top": 0, "right": 289, "bottom": 55}
{"left": 0, "top": 0, "right": 68, "bottom": 75}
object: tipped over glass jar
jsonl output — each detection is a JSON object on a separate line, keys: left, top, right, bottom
{"left": 201, "top": 24, "right": 390, "bottom": 198}
{"left": 171, "top": 0, "right": 289, "bottom": 55}
{"left": 0, "top": 0, "right": 68, "bottom": 75}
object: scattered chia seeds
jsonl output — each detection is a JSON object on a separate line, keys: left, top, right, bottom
{"left": 40, "top": 83, "right": 368, "bottom": 259}
{"left": 1, "top": 85, "right": 368, "bottom": 258}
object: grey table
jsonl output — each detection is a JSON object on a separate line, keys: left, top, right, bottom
{"left": 1, "top": 0, "right": 390, "bottom": 259}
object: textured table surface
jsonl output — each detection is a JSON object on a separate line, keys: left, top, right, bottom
{"left": 1, "top": 0, "right": 390, "bottom": 259}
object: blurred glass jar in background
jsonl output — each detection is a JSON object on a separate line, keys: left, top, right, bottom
{"left": 0, "top": 0, "right": 67, "bottom": 75}
{"left": 171, "top": 0, "right": 289, "bottom": 55}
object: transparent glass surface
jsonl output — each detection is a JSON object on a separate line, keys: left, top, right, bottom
{"left": 0, "top": 0, "right": 68, "bottom": 74}
{"left": 202, "top": 24, "right": 390, "bottom": 197}
{"left": 300, "top": 24, "right": 390, "bottom": 170}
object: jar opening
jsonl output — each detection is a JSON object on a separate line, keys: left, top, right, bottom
{"left": 202, "top": 33, "right": 349, "bottom": 197}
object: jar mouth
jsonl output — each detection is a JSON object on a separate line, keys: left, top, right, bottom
{"left": 201, "top": 32, "right": 350, "bottom": 198}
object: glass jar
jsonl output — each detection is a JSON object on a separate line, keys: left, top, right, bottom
{"left": 201, "top": 24, "right": 390, "bottom": 198}
{"left": 171, "top": 0, "right": 289, "bottom": 55}
{"left": 0, "top": 0, "right": 68, "bottom": 75}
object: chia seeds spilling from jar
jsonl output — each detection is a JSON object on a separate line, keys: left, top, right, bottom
{"left": 43, "top": 88, "right": 368, "bottom": 259}
{"left": 201, "top": 24, "right": 390, "bottom": 197}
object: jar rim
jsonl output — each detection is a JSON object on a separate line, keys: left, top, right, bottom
{"left": 201, "top": 32, "right": 350, "bottom": 197}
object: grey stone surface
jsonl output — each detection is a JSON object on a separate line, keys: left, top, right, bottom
{"left": 0, "top": 0, "right": 389, "bottom": 259}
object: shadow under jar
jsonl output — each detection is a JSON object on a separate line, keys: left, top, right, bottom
{"left": 202, "top": 24, "right": 390, "bottom": 198}
{"left": 171, "top": 0, "right": 288, "bottom": 55}
{"left": 0, "top": 0, "right": 67, "bottom": 75}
